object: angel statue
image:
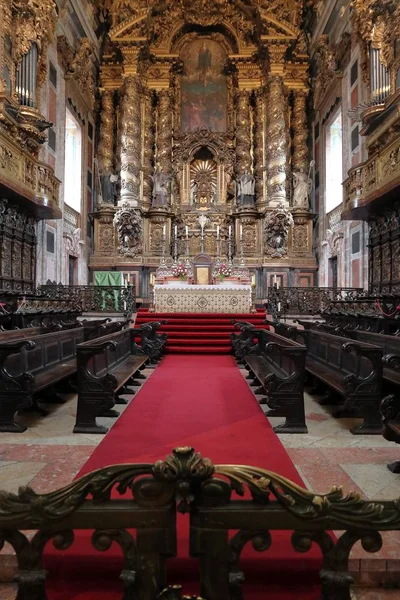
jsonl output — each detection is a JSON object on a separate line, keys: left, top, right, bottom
{"left": 293, "top": 161, "right": 314, "bottom": 209}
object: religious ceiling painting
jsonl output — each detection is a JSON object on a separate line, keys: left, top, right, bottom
{"left": 181, "top": 38, "right": 227, "bottom": 133}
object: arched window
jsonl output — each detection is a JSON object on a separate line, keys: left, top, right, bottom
{"left": 325, "top": 109, "right": 343, "bottom": 214}
{"left": 64, "top": 109, "right": 82, "bottom": 213}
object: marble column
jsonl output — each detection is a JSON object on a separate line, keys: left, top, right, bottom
{"left": 235, "top": 89, "right": 252, "bottom": 176}
{"left": 156, "top": 89, "right": 173, "bottom": 187}
{"left": 120, "top": 76, "right": 141, "bottom": 205}
{"left": 266, "top": 77, "right": 289, "bottom": 205}
{"left": 142, "top": 88, "right": 155, "bottom": 207}
{"left": 254, "top": 88, "right": 265, "bottom": 206}
{"left": 292, "top": 90, "right": 309, "bottom": 172}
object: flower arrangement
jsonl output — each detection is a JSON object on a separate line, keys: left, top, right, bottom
{"left": 172, "top": 263, "right": 188, "bottom": 279}
{"left": 216, "top": 263, "right": 232, "bottom": 280}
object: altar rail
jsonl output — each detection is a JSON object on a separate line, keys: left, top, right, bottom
{"left": 0, "top": 446, "right": 399, "bottom": 600}
{"left": 37, "top": 284, "right": 136, "bottom": 315}
{"left": 267, "top": 287, "right": 364, "bottom": 319}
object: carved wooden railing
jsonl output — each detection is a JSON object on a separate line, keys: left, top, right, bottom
{"left": 267, "top": 287, "right": 364, "bottom": 319}
{"left": 1, "top": 447, "right": 400, "bottom": 600}
{"left": 37, "top": 284, "right": 136, "bottom": 316}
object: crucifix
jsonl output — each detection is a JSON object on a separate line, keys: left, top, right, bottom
{"left": 198, "top": 215, "right": 208, "bottom": 254}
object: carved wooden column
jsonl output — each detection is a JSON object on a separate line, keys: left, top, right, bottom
{"left": 254, "top": 88, "right": 266, "bottom": 207}
{"left": 97, "top": 88, "right": 115, "bottom": 203}
{"left": 266, "top": 76, "right": 289, "bottom": 206}
{"left": 235, "top": 89, "right": 252, "bottom": 176}
{"left": 120, "top": 67, "right": 142, "bottom": 205}
{"left": 292, "top": 90, "right": 309, "bottom": 173}
{"left": 156, "top": 89, "right": 173, "bottom": 196}
{"left": 142, "top": 88, "right": 155, "bottom": 208}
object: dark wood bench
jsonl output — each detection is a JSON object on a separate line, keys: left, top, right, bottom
{"left": 82, "top": 318, "right": 129, "bottom": 341}
{"left": 244, "top": 329, "right": 307, "bottom": 433}
{"left": 380, "top": 395, "right": 400, "bottom": 472}
{"left": 297, "top": 323, "right": 400, "bottom": 391}
{"left": 0, "top": 327, "right": 85, "bottom": 432}
{"left": 292, "top": 328, "right": 384, "bottom": 434}
{"left": 74, "top": 328, "right": 149, "bottom": 434}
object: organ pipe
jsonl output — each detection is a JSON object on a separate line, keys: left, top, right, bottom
{"left": 370, "top": 46, "right": 390, "bottom": 104}
{"left": 16, "top": 43, "right": 38, "bottom": 107}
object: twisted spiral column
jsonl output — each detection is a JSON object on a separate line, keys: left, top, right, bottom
{"left": 157, "top": 90, "right": 173, "bottom": 180}
{"left": 266, "top": 77, "right": 289, "bottom": 205}
{"left": 292, "top": 90, "right": 309, "bottom": 172}
{"left": 254, "top": 88, "right": 265, "bottom": 206}
{"left": 142, "top": 88, "right": 155, "bottom": 207}
{"left": 120, "top": 76, "right": 141, "bottom": 205}
{"left": 235, "top": 89, "right": 252, "bottom": 177}
{"left": 98, "top": 89, "right": 114, "bottom": 177}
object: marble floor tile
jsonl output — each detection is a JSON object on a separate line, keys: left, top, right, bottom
{"left": 341, "top": 464, "right": 400, "bottom": 499}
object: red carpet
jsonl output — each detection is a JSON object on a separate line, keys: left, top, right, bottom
{"left": 135, "top": 309, "right": 269, "bottom": 354}
{"left": 45, "top": 356, "right": 323, "bottom": 599}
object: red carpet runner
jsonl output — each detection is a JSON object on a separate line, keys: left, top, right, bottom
{"left": 135, "top": 308, "right": 269, "bottom": 354}
{"left": 46, "top": 356, "right": 322, "bottom": 599}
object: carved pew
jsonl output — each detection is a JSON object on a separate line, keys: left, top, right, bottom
{"left": 244, "top": 329, "right": 308, "bottom": 433}
{"left": 0, "top": 328, "right": 85, "bottom": 432}
{"left": 74, "top": 328, "right": 149, "bottom": 434}
{"left": 230, "top": 321, "right": 259, "bottom": 362}
{"left": 132, "top": 320, "right": 168, "bottom": 362}
{"left": 290, "top": 328, "right": 383, "bottom": 434}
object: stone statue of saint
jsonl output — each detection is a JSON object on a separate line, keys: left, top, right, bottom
{"left": 151, "top": 164, "right": 170, "bottom": 207}
{"left": 237, "top": 170, "right": 255, "bottom": 206}
{"left": 101, "top": 173, "right": 118, "bottom": 204}
{"left": 292, "top": 168, "right": 312, "bottom": 209}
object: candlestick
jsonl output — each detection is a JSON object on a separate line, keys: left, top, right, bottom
{"left": 163, "top": 224, "right": 166, "bottom": 236}
{"left": 185, "top": 225, "right": 189, "bottom": 239}
{"left": 229, "top": 225, "right": 232, "bottom": 237}
{"left": 174, "top": 225, "right": 177, "bottom": 236}
{"left": 240, "top": 224, "right": 243, "bottom": 239}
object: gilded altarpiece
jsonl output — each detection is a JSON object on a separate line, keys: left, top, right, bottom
{"left": 91, "top": 0, "right": 317, "bottom": 293}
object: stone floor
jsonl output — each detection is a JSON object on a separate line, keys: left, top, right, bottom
{"left": 0, "top": 362, "right": 400, "bottom": 597}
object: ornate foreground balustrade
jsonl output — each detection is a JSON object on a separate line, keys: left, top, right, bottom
{"left": 267, "top": 287, "right": 364, "bottom": 320}
{"left": 37, "top": 284, "right": 136, "bottom": 316}
{"left": 1, "top": 447, "right": 400, "bottom": 600}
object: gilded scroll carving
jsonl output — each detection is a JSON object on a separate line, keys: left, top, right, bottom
{"left": 313, "top": 35, "right": 337, "bottom": 108}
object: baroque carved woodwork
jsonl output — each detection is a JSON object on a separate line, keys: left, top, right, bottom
{"left": 0, "top": 199, "right": 36, "bottom": 292}
{"left": 369, "top": 203, "right": 400, "bottom": 294}
{"left": 264, "top": 204, "right": 294, "bottom": 258}
{"left": 114, "top": 202, "right": 143, "bottom": 257}
{"left": 89, "top": 0, "right": 316, "bottom": 273}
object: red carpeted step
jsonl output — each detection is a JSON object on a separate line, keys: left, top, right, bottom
{"left": 135, "top": 310, "right": 268, "bottom": 354}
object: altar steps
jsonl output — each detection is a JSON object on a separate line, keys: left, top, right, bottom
{"left": 135, "top": 309, "right": 268, "bottom": 354}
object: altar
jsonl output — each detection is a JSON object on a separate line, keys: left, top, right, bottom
{"left": 153, "top": 283, "right": 252, "bottom": 314}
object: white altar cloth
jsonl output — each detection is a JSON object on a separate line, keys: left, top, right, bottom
{"left": 154, "top": 283, "right": 252, "bottom": 314}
